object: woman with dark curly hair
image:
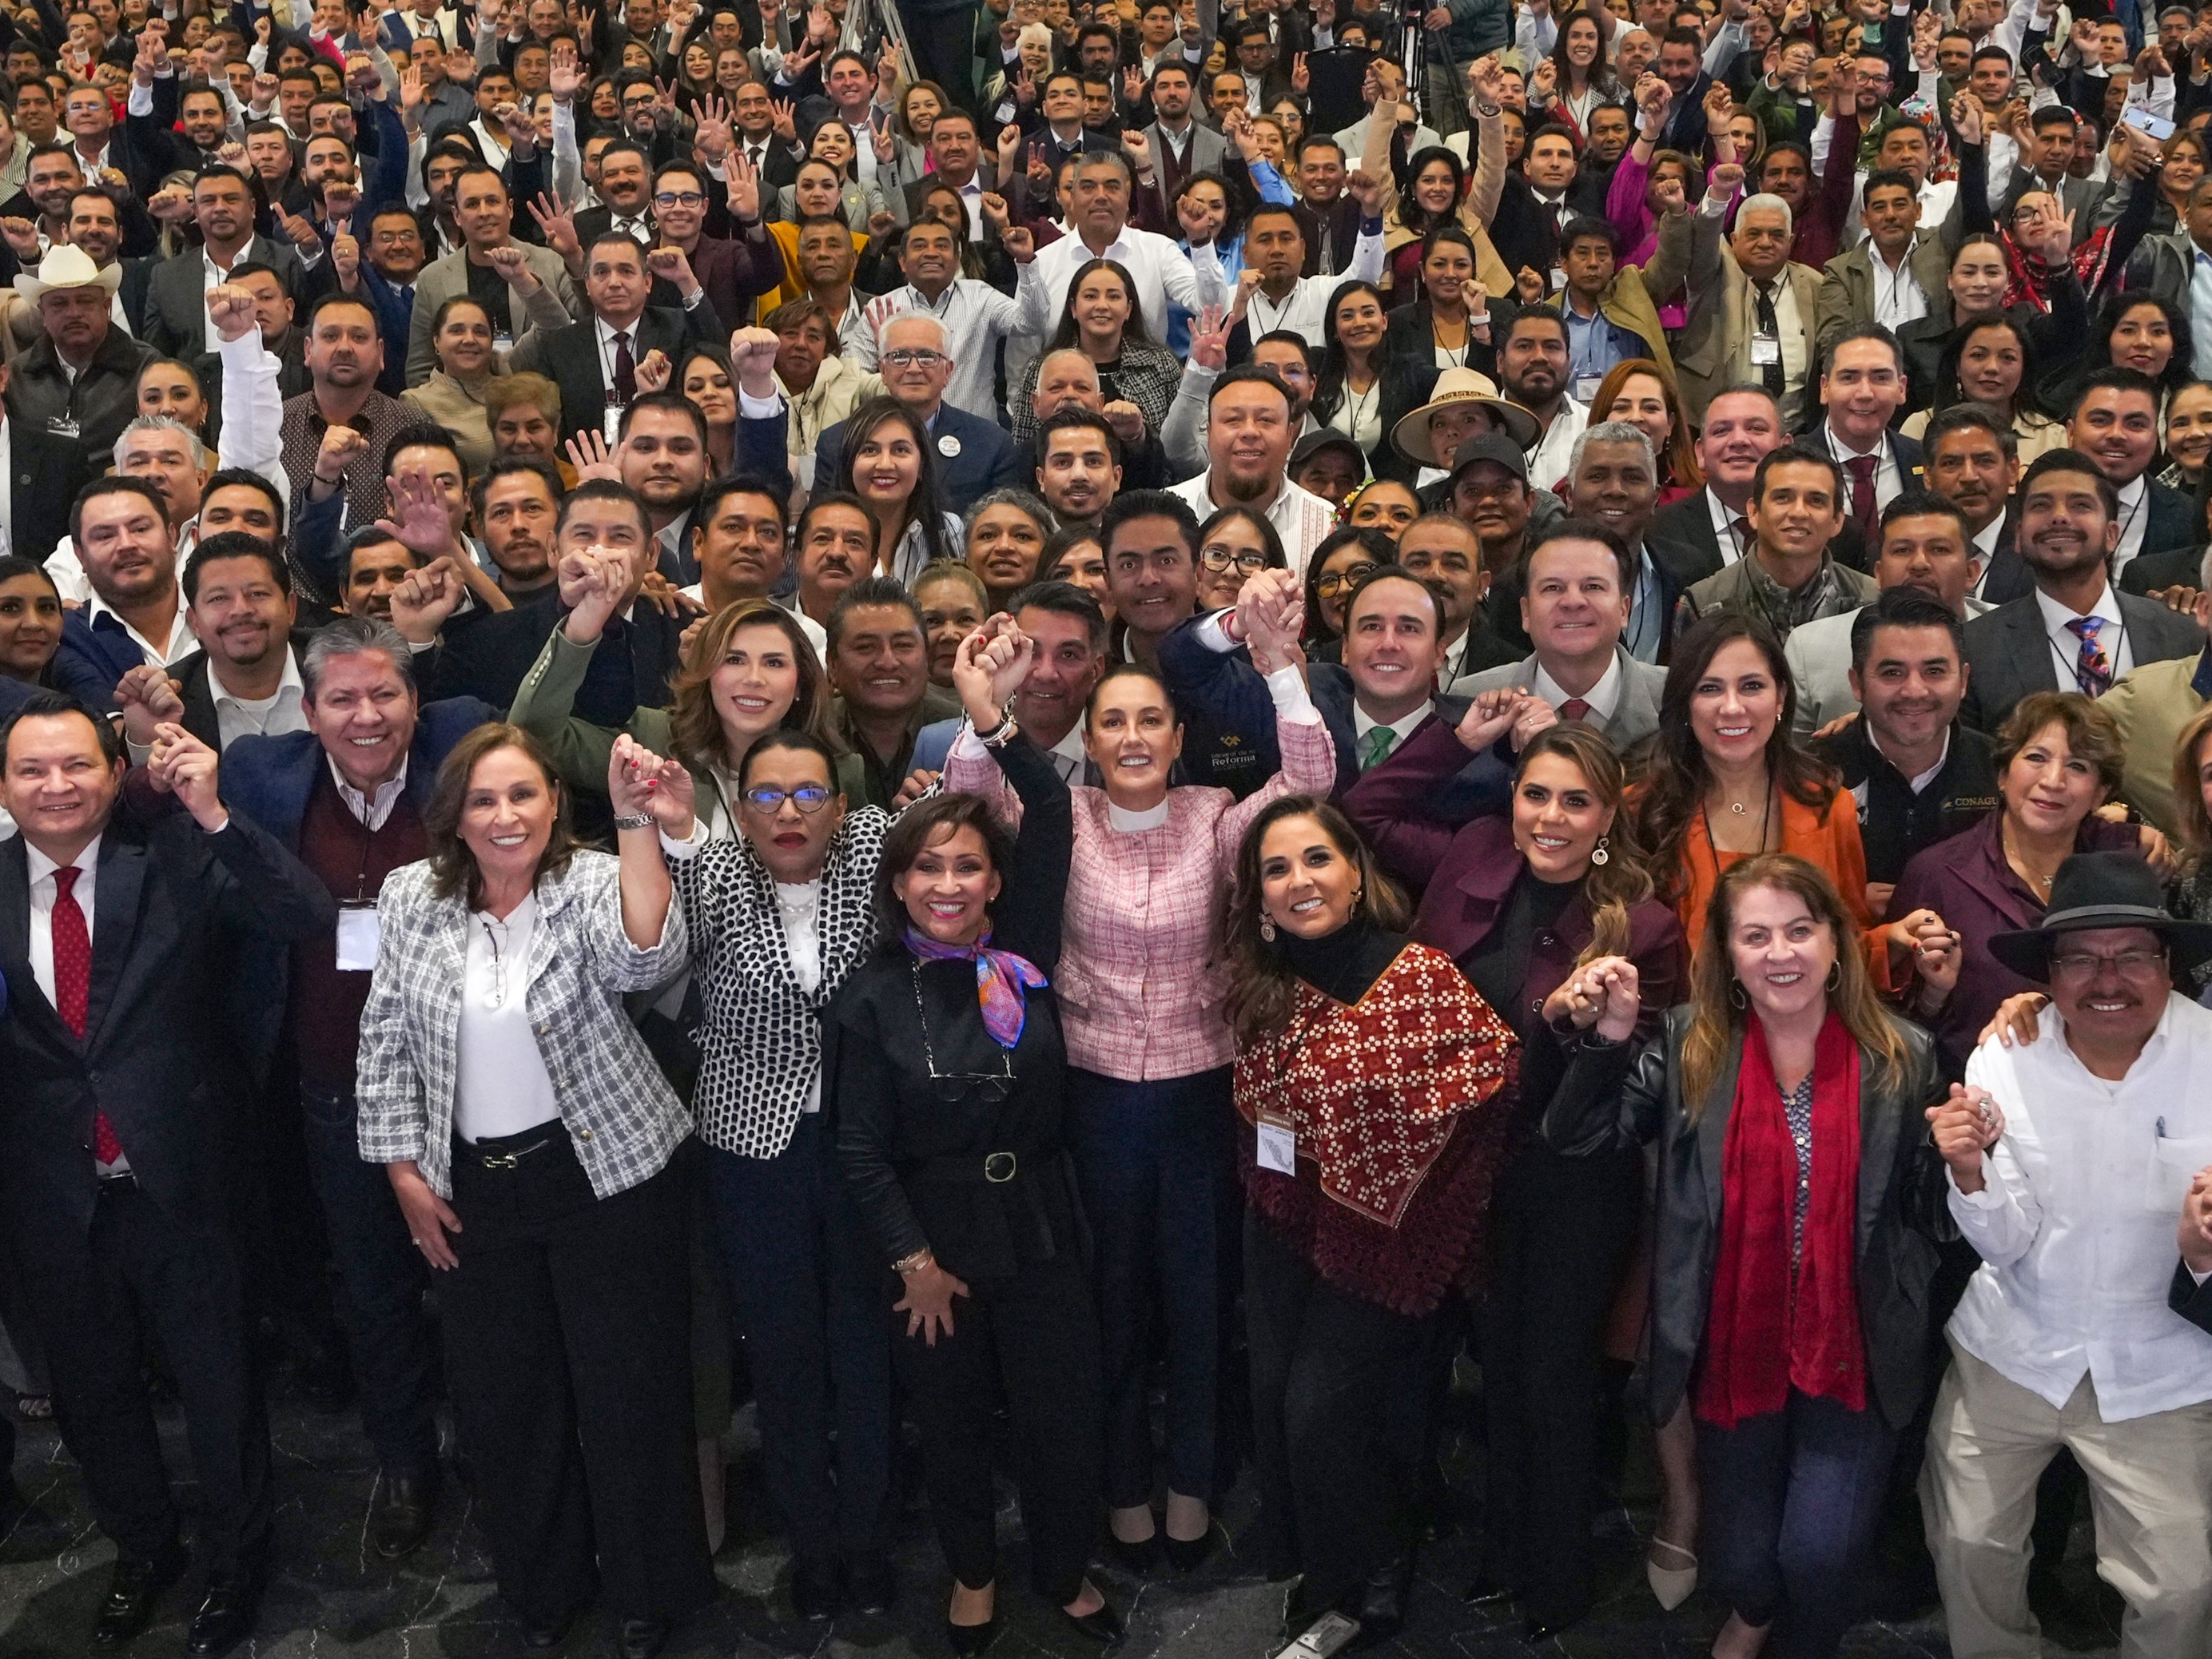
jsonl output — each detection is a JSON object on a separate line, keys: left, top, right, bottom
{"left": 1226, "top": 793, "right": 1517, "bottom": 1649}
{"left": 835, "top": 397, "right": 962, "bottom": 584}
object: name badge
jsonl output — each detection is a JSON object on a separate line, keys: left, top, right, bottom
{"left": 336, "top": 903, "right": 380, "bottom": 973}
{"left": 1573, "top": 374, "right": 1604, "bottom": 404}
{"left": 1750, "top": 332, "right": 1782, "bottom": 367}
{"left": 492, "top": 330, "right": 515, "bottom": 355}
{"left": 603, "top": 404, "right": 626, "bottom": 444}
{"left": 1549, "top": 267, "right": 1567, "bottom": 292}
{"left": 1256, "top": 1113, "right": 1296, "bottom": 1175}
{"left": 46, "top": 415, "right": 78, "bottom": 440}
{"left": 937, "top": 432, "right": 961, "bottom": 458}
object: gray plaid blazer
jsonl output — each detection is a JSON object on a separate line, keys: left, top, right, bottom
{"left": 356, "top": 850, "right": 693, "bottom": 1201}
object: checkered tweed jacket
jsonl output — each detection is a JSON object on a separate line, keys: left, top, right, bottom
{"left": 667, "top": 806, "right": 890, "bottom": 1160}
{"left": 942, "top": 708, "right": 1337, "bottom": 1080}
{"left": 356, "top": 851, "right": 694, "bottom": 1201}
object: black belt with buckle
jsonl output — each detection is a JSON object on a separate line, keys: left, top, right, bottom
{"left": 97, "top": 1172, "right": 138, "bottom": 1192}
{"left": 917, "top": 1148, "right": 1029, "bottom": 1184}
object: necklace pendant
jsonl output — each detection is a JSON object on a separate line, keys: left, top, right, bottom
{"left": 1729, "top": 802, "right": 1748, "bottom": 815}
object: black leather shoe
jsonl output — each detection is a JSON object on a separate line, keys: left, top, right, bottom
{"left": 1354, "top": 1559, "right": 1411, "bottom": 1645}
{"left": 790, "top": 1558, "right": 840, "bottom": 1621}
{"left": 1162, "top": 1530, "right": 1212, "bottom": 1573}
{"left": 1462, "top": 1576, "right": 1514, "bottom": 1608}
{"left": 946, "top": 1614, "right": 999, "bottom": 1656}
{"left": 843, "top": 1554, "right": 895, "bottom": 1615}
{"left": 519, "top": 1609, "right": 572, "bottom": 1651}
{"left": 1106, "top": 1531, "right": 1159, "bottom": 1573}
{"left": 615, "top": 1619, "right": 667, "bottom": 1659}
{"left": 185, "top": 1574, "right": 261, "bottom": 1657}
{"left": 92, "top": 1548, "right": 185, "bottom": 1646}
{"left": 1060, "top": 1601, "right": 1124, "bottom": 1645}
{"left": 369, "top": 1473, "right": 439, "bottom": 1561}
{"left": 1523, "top": 1616, "right": 1573, "bottom": 1642}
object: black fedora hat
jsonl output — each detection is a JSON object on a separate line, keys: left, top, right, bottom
{"left": 1987, "top": 852, "right": 2212, "bottom": 979}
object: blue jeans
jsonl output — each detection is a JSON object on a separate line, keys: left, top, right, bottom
{"left": 1697, "top": 1388, "right": 1897, "bottom": 1658}
{"left": 1066, "top": 1065, "right": 1231, "bottom": 1506}
{"left": 298, "top": 1083, "right": 439, "bottom": 1480}
{"left": 705, "top": 1116, "right": 892, "bottom": 1567}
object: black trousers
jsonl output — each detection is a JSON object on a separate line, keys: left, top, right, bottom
{"left": 893, "top": 1249, "right": 1105, "bottom": 1605}
{"left": 17, "top": 1179, "right": 269, "bottom": 1574}
{"left": 1244, "top": 1212, "right": 1435, "bottom": 1614}
{"left": 442, "top": 1132, "right": 714, "bottom": 1627}
{"left": 1475, "top": 1138, "right": 1643, "bottom": 1627}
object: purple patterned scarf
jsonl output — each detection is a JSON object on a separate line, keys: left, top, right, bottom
{"left": 903, "top": 927, "right": 1050, "bottom": 1048}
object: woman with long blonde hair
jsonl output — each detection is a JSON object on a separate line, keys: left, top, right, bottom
{"left": 1545, "top": 853, "right": 1949, "bottom": 1659}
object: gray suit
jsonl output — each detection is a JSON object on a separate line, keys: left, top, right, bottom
{"left": 404, "top": 244, "right": 580, "bottom": 384}
{"left": 1814, "top": 234, "right": 1952, "bottom": 360}
{"left": 139, "top": 239, "right": 306, "bottom": 360}
{"left": 1960, "top": 589, "right": 2205, "bottom": 734}
{"left": 1447, "top": 646, "right": 1668, "bottom": 750}
{"left": 1784, "top": 595, "right": 1994, "bottom": 738}
{"left": 1140, "top": 121, "right": 1228, "bottom": 223}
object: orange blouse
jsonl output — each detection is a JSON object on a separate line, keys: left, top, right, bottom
{"left": 1668, "top": 789, "right": 1893, "bottom": 984}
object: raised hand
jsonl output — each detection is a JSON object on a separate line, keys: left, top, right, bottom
{"left": 635, "top": 347, "right": 672, "bottom": 394}
{"left": 331, "top": 232, "right": 363, "bottom": 292}
{"left": 1122, "top": 62, "right": 1145, "bottom": 105}
{"left": 565, "top": 428, "right": 622, "bottom": 482}
{"left": 1706, "top": 160, "right": 1745, "bottom": 200}
{"left": 376, "top": 471, "right": 459, "bottom": 559}
{"left": 1001, "top": 223, "right": 1034, "bottom": 262}
{"left": 730, "top": 324, "right": 781, "bottom": 397}
{"left": 1101, "top": 398, "right": 1145, "bottom": 448}
{"left": 1470, "top": 53, "right": 1510, "bottom": 109}
{"left": 1651, "top": 173, "right": 1688, "bottom": 214}
{"left": 277, "top": 207, "right": 322, "bottom": 251}
{"left": 549, "top": 42, "right": 581, "bottom": 102}
{"left": 1291, "top": 50, "right": 1309, "bottom": 93}
{"left": 1455, "top": 686, "right": 1536, "bottom": 753}
{"left": 206, "top": 281, "right": 261, "bottom": 341}
{"left": 770, "top": 95, "right": 798, "bottom": 142}
{"left": 646, "top": 244, "right": 699, "bottom": 293}
{"left": 528, "top": 191, "right": 582, "bottom": 260}
{"left": 147, "top": 723, "right": 226, "bottom": 831}
{"left": 497, "top": 98, "right": 537, "bottom": 149}
{"left": 980, "top": 189, "right": 1011, "bottom": 233}
{"left": 1345, "top": 167, "right": 1382, "bottom": 216}
{"left": 1187, "top": 301, "right": 1230, "bottom": 370}
{"left": 610, "top": 732, "right": 697, "bottom": 830}
{"left": 313, "top": 423, "right": 369, "bottom": 490}
{"left": 114, "top": 664, "right": 185, "bottom": 750}
{"left": 1925, "top": 1084, "right": 2004, "bottom": 1192}
{"left": 388, "top": 558, "right": 465, "bottom": 643}
{"left": 0, "top": 217, "right": 39, "bottom": 262}
{"left": 692, "top": 94, "right": 734, "bottom": 164}
{"left": 1120, "top": 128, "right": 1152, "bottom": 175}
{"left": 559, "top": 543, "right": 630, "bottom": 639}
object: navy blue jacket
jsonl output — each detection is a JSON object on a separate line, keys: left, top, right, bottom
{"left": 814, "top": 400, "right": 1027, "bottom": 505}
{"left": 52, "top": 607, "right": 156, "bottom": 714}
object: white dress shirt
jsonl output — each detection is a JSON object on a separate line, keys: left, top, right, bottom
{"left": 776, "top": 877, "right": 825, "bottom": 1113}
{"left": 1016, "top": 225, "right": 1217, "bottom": 352}
{"left": 2036, "top": 581, "right": 2134, "bottom": 688}
{"left": 2193, "top": 248, "right": 2212, "bottom": 380}
{"left": 1351, "top": 699, "right": 1434, "bottom": 761}
{"left": 1165, "top": 471, "right": 1338, "bottom": 576}
{"left": 1531, "top": 651, "right": 1622, "bottom": 722}
{"left": 1525, "top": 400, "right": 1590, "bottom": 494}
{"left": 1867, "top": 242, "right": 1930, "bottom": 333}
{"left": 1971, "top": 513, "right": 2005, "bottom": 592}
{"left": 1705, "top": 486, "right": 1750, "bottom": 567}
{"left": 1951, "top": 997, "right": 2212, "bottom": 1422}
{"left": 595, "top": 312, "right": 647, "bottom": 403}
{"left": 2111, "top": 473, "right": 2150, "bottom": 575}
{"left": 209, "top": 647, "right": 309, "bottom": 750}
{"left": 1042, "top": 722, "right": 1088, "bottom": 783}
{"left": 1193, "top": 230, "right": 1386, "bottom": 348}
{"left": 452, "top": 891, "right": 563, "bottom": 1143}
{"left": 861, "top": 279, "right": 1024, "bottom": 423}
{"left": 330, "top": 754, "right": 411, "bottom": 830}
{"left": 83, "top": 590, "right": 197, "bottom": 670}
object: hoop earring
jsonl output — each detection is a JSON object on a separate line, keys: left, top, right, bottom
{"left": 1591, "top": 835, "right": 1610, "bottom": 867}
{"left": 1729, "top": 981, "right": 1747, "bottom": 1009}
{"left": 1826, "top": 961, "right": 1842, "bottom": 992}
{"left": 1259, "top": 914, "right": 1276, "bottom": 942}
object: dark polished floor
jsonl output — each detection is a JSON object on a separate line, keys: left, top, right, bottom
{"left": 0, "top": 1367, "right": 2118, "bottom": 1659}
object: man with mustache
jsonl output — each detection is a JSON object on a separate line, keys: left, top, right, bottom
{"left": 1676, "top": 444, "right": 1876, "bottom": 645}
{"left": 1959, "top": 448, "right": 2202, "bottom": 732}
{"left": 1164, "top": 366, "right": 1337, "bottom": 575}
{"left": 282, "top": 294, "right": 413, "bottom": 539}
{"left": 1563, "top": 424, "right": 1676, "bottom": 662}
{"left": 1496, "top": 312, "right": 1587, "bottom": 494}
{"left": 680, "top": 473, "right": 827, "bottom": 657}
{"left": 1034, "top": 408, "right": 1122, "bottom": 531}
{"left": 793, "top": 491, "right": 873, "bottom": 631}
{"left": 1920, "top": 404, "right": 2030, "bottom": 604}
{"left": 50, "top": 477, "right": 196, "bottom": 710}
{"left": 6, "top": 241, "right": 153, "bottom": 461}
{"left": 823, "top": 575, "right": 958, "bottom": 810}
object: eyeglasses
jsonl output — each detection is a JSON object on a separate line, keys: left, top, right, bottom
{"left": 909, "top": 965, "right": 1013, "bottom": 1101}
{"left": 1201, "top": 543, "right": 1271, "bottom": 574}
{"left": 653, "top": 189, "right": 705, "bottom": 207}
{"left": 881, "top": 348, "right": 948, "bottom": 368}
{"left": 2048, "top": 945, "right": 2168, "bottom": 981}
{"left": 1314, "top": 560, "right": 1377, "bottom": 595}
{"left": 742, "top": 784, "right": 835, "bottom": 814}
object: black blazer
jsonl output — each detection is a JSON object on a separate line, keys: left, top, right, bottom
{"left": 830, "top": 733, "right": 1077, "bottom": 1283}
{"left": 505, "top": 303, "right": 724, "bottom": 447}
{"left": 2113, "top": 486, "right": 2207, "bottom": 596}
{"left": 1800, "top": 425, "right": 1925, "bottom": 573}
{"left": 6, "top": 421, "right": 93, "bottom": 568}
{"left": 1546, "top": 1008, "right": 1950, "bottom": 1430}
{"left": 1960, "top": 588, "right": 2206, "bottom": 733}
{"left": 1645, "top": 487, "right": 1733, "bottom": 597}
{"left": 1975, "top": 504, "right": 2034, "bottom": 606}
{"left": 167, "top": 629, "right": 322, "bottom": 752}
{"left": 0, "top": 813, "right": 336, "bottom": 1251}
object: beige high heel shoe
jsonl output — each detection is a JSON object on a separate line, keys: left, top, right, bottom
{"left": 1647, "top": 1535, "right": 1698, "bottom": 1611}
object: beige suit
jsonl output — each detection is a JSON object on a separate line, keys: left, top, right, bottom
{"left": 2098, "top": 651, "right": 2211, "bottom": 838}
{"left": 1671, "top": 200, "right": 1820, "bottom": 428}
{"left": 403, "top": 243, "right": 579, "bottom": 386}
{"left": 1814, "top": 234, "right": 1952, "bottom": 360}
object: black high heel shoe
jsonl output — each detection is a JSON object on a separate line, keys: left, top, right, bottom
{"left": 1060, "top": 1601, "right": 1124, "bottom": 1645}
{"left": 1107, "top": 1530, "right": 1160, "bottom": 1573}
{"left": 1162, "top": 1530, "right": 1214, "bottom": 1573}
{"left": 945, "top": 1614, "right": 1000, "bottom": 1656}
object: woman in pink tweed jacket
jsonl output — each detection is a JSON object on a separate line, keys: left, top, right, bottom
{"left": 941, "top": 575, "right": 1335, "bottom": 1572}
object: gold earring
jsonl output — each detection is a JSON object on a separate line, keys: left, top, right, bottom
{"left": 1259, "top": 914, "right": 1277, "bottom": 942}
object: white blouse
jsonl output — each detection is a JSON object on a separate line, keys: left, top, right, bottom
{"left": 453, "top": 892, "right": 562, "bottom": 1143}
{"left": 778, "top": 878, "right": 826, "bottom": 1113}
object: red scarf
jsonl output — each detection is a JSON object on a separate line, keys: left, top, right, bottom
{"left": 1694, "top": 1010, "right": 1867, "bottom": 1430}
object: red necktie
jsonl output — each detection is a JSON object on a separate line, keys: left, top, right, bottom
{"left": 51, "top": 867, "right": 121, "bottom": 1163}
{"left": 1845, "top": 454, "right": 1878, "bottom": 540}
{"left": 1560, "top": 698, "right": 1592, "bottom": 722}
{"left": 611, "top": 328, "right": 637, "bottom": 406}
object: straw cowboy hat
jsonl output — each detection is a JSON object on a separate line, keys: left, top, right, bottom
{"left": 14, "top": 244, "right": 123, "bottom": 301}
{"left": 1390, "top": 367, "right": 1540, "bottom": 467}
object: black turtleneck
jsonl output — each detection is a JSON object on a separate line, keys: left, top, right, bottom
{"left": 1279, "top": 917, "right": 1407, "bottom": 1006}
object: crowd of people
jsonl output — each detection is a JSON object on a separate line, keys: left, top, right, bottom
{"left": 8, "top": 0, "right": 2212, "bottom": 1656}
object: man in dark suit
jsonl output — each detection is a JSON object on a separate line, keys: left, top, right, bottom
{"left": 1800, "top": 324, "right": 1924, "bottom": 573}
{"left": 648, "top": 155, "right": 782, "bottom": 332}
{"left": 507, "top": 232, "right": 722, "bottom": 448}
{"left": 1920, "top": 404, "right": 2034, "bottom": 604}
{"left": 221, "top": 619, "right": 493, "bottom": 1562}
{"left": 572, "top": 137, "right": 658, "bottom": 249}
{"left": 1960, "top": 448, "right": 2205, "bottom": 733}
{"left": 138, "top": 168, "right": 309, "bottom": 359}
{"left": 122, "top": 71, "right": 231, "bottom": 195}
{"left": 1645, "top": 384, "right": 1790, "bottom": 597}
{"left": 813, "top": 312, "right": 1028, "bottom": 513}
{"left": 0, "top": 375, "right": 93, "bottom": 567}
{"left": 898, "top": 111, "right": 1000, "bottom": 230}
{"left": 0, "top": 693, "right": 336, "bottom": 1653}
{"left": 2063, "top": 367, "right": 2202, "bottom": 595}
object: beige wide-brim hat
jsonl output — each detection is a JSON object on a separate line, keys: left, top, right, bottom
{"left": 1390, "top": 367, "right": 1540, "bottom": 466}
{"left": 15, "top": 244, "right": 123, "bottom": 301}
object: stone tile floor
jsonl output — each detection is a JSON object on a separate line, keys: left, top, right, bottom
{"left": 0, "top": 1378, "right": 2122, "bottom": 1659}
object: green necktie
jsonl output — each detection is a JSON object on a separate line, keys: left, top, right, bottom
{"left": 1360, "top": 725, "right": 1398, "bottom": 770}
